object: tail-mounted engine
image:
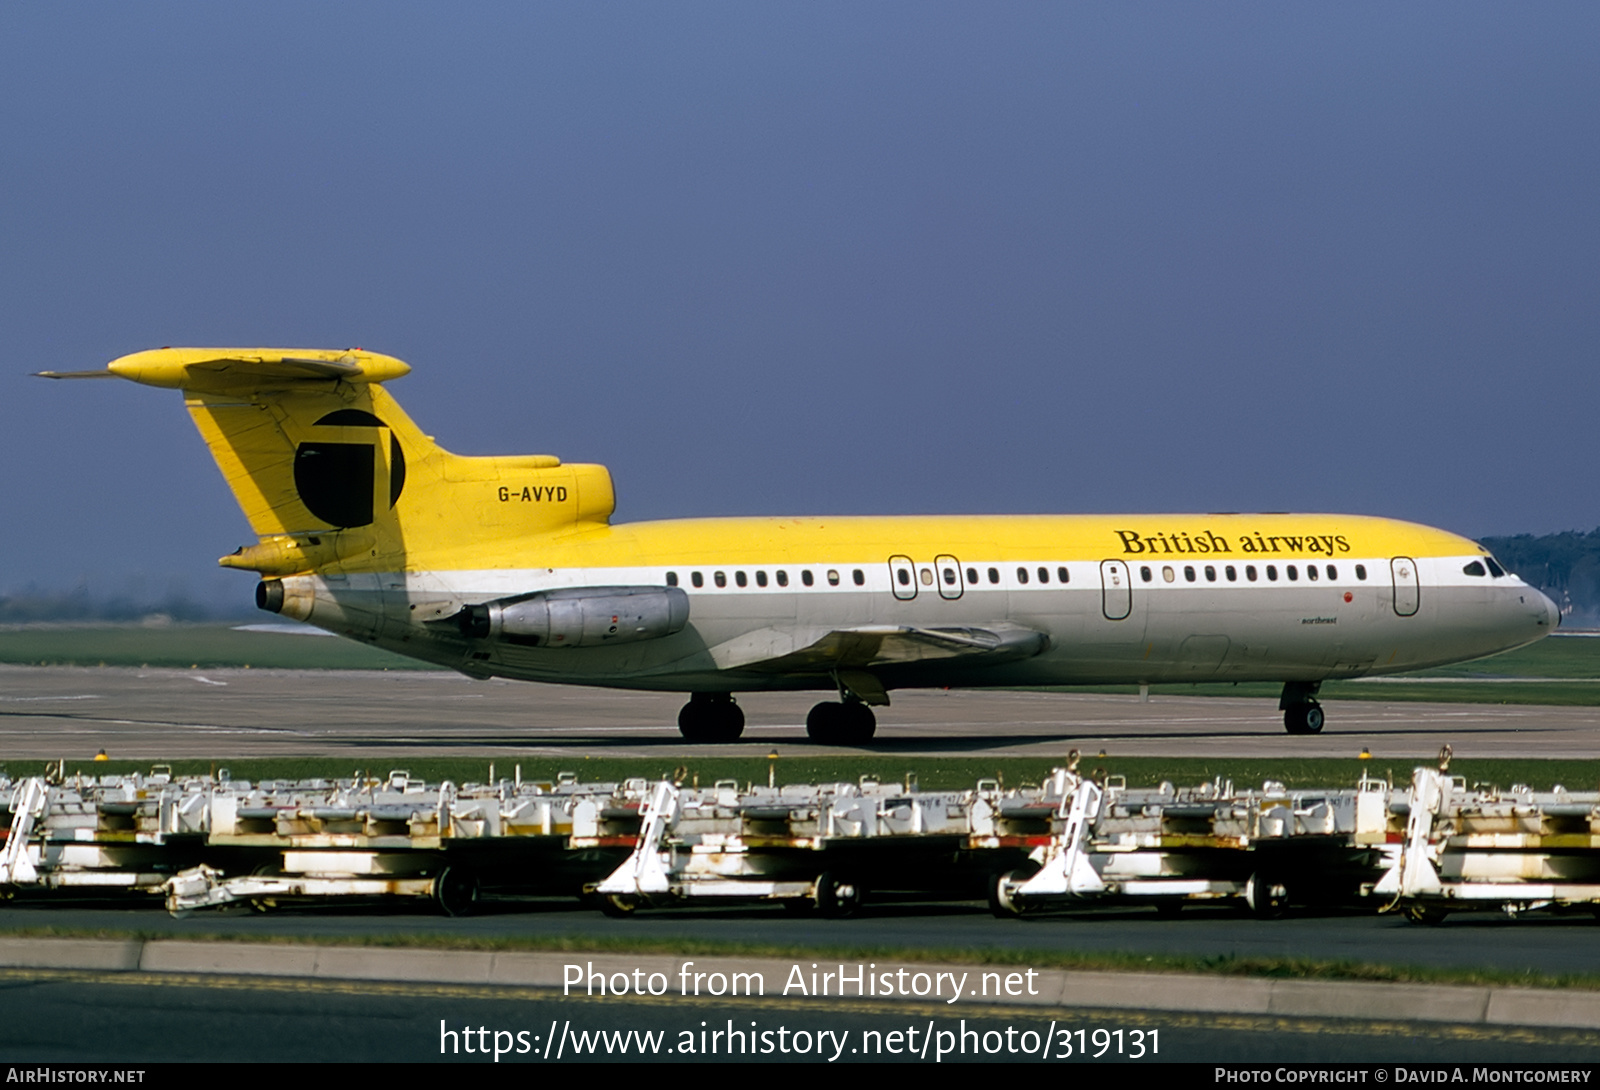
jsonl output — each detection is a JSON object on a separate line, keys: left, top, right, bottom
{"left": 455, "top": 585, "right": 690, "bottom": 648}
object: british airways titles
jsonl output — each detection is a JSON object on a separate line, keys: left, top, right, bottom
{"left": 1115, "top": 529, "right": 1353, "bottom": 556}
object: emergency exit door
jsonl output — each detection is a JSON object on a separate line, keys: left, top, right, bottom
{"left": 1101, "top": 560, "right": 1132, "bottom": 620}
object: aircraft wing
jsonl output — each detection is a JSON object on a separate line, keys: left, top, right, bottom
{"left": 707, "top": 622, "right": 1048, "bottom": 673}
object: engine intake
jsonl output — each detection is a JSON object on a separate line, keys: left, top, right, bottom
{"left": 460, "top": 585, "right": 690, "bottom": 648}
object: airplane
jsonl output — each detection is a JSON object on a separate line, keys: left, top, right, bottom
{"left": 40, "top": 347, "right": 1560, "bottom": 743}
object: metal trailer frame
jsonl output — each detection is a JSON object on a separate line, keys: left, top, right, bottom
{"left": 1376, "top": 752, "right": 1600, "bottom": 924}
{"left": 989, "top": 771, "right": 1397, "bottom": 919}
{"left": 589, "top": 777, "right": 1002, "bottom": 917}
{"left": 13, "top": 753, "right": 1600, "bottom": 927}
{"left": 0, "top": 770, "right": 646, "bottom": 915}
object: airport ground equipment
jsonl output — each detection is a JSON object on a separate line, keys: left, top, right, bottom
{"left": 12, "top": 757, "right": 1600, "bottom": 924}
{"left": 976, "top": 768, "right": 1393, "bottom": 918}
{"left": 589, "top": 759, "right": 1396, "bottom": 918}
{"left": 589, "top": 775, "right": 1009, "bottom": 915}
{"left": 0, "top": 768, "right": 644, "bottom": 914}
{"left": 1377, "top": 749, "right": 1600, "bottom": 923}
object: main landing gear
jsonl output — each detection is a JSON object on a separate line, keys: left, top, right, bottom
{"left": 677, "top": 692, "right": 745, "bottom": 742}
{"left": 805, "top": 700, "right": 876, "bottom": 744}
{"left": 1280, "top": 681, "right": 1324, "bottom": 735}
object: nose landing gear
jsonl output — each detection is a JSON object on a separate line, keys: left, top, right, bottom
{"left": 1280, "top": 681, "right": 1324, "bottom": 735}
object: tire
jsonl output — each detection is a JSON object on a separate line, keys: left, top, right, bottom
{"left": 709, "top": 700, "right": 745, "bottom": 742}
{"left": 814, "top": 870, "right": 863, "bottom": 918}
{"left": 1283, "top": 702, "right": 1324, "bottom": 735}
{"left": 1405, "top": 904, "right": 1450, "bottom": 926}
{"left": 679, "top": 695, "right": 744, "bottom": 742}
{"left": 839, "top": 702, "right": 876, "bottom": 744}
{"left": 806, "top": 702, "right": 842, "bottom": 743}
{"left": 988, "top": 866, "right": 1036, "bottom": 919}
{"left": 1245, "top": 871, "right": 1289, "bottom": 919}
{"left": 808, "top": 702, "right": 875, "bottom": 745}
{"left": 678, "top": 703, "right": 710, "bottom": 742}
{"left": 433, "top": 865, "right": 479, "bottom": 918}
{"left": 249, "top": 861, "right": 282, "bottom": 914}
{"left": 598, "top": 893, "right": 639, "bottom": 918}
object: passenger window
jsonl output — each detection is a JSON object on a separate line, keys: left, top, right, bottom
{"left": 1225, "top": 565, "right": 1237, "bottom": 581}
{"left": 736, "top": 571, "right": 748, "bottom": 587}
{"left": 897, "top": 568, "right": 912, "bottom": 586}
{"left": 1038, "top": 566, "right": 1050, "bottom": 583}
{"left": 1326, "top": 565, "right": 1336, "bottom": 580}
{"left": 1204, "top": 565, "right": 1216, "bottom": 582}
{"left": 943, "top": 568, "right": 957, "bottom": 585}
{"left": 1162, "top": 566, "right": 1175, "bottom": 583}
{"left": 1307, "top": 565, "right": 1318, "bottom": 581}
{"left": 691, "top": 571, "right": 704, "bottom": 588}
{"left": 827, "top": 570, "right": 840, "bottom": 586}
{"left": 1355, "top": 564, "right": 1367, "bottom": 580}
{"left": 966, "top": 567, "right": 979, "bottom": 583}
{"left": 987, "top": 567, "right": 999, "bottom": 584}
{"left": 666, "top": 571, "right": 679, "bottom": 587}
{"left": 920, "top": 568, "right": 934, "bottom": 586}
{"left": 1246, "top": 565, "right": 1257, "bottom": 581}
{"left": 802, "top": 570, "right": 814, "bottom": 586}
{"left": 1140, "top": 566, "right": 1153, "bottom": 582}
{"left": 1287, "top": 565, "right": 1298, "bottom": 581}
{"left": 1017, "top": 567, "right": 1029, "bottom": 584}
{"left": 1184, "top": 565, "right": 1196, "bottom": 582}
{"left": 776, "top": 570, "right": 788, "bottom": 587}
{"left": 852, "top": 569, "right": 864, "bottom": 586}
{"left": 755, "top": 571, "right": 768, "bottom": 587}
{"left": 1058, "top": 566, "right": 1070, "bottom": 583}
{"left": 1486, "top": 558, "right": 1506, "bottom": 577}
{"left": 715, "top": 572, "right": 727, "bottom": 588}
{"left": 1463, "top": 561, "right": 1487, "bottom": 577}
{"left": 1266, "top": 565, "right": 1278, "bottom": 581}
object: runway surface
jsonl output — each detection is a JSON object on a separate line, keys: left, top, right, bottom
{"left": 3, "top": 664, "right": 1600, "bottom": 760}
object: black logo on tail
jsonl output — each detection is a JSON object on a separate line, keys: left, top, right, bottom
{"left": 293, "top": 409, "right": 406, "bottom": 528}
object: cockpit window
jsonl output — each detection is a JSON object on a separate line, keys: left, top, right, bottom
{"left": 1463, "top": 560, "right": 1487, "bottom": 577}
{"left": 1485, "top": 557, "right": 1506, "bottom": 578}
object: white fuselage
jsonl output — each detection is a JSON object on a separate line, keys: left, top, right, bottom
{"left": 283, "top": 549, "right": 1558, "bottom": 694}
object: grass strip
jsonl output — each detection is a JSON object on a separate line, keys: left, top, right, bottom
{"left": 0, "top": 625, "right": 424, "bottom": 671}
{"left": 12, "top": 755, "right": 1598, "bottom": 793}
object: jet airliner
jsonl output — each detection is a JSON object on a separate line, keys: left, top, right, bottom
{"left": 42, "top": 348, "right": 1559, "bottom": 743}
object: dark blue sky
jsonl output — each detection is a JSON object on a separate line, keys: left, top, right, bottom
{"left": 4, "top": 3, "right": 1597, "bottom": 607}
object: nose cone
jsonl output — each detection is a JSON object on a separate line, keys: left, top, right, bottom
{"left": 1538, "top": 588, "right": 1561, "bottom": 630}
{"left": 1485, "top": 583, "right": 1560, "bottom": 657}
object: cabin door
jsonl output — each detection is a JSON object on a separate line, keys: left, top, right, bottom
{"left": 1100, "top": 559, "right": 1133, "bottom": 620}
{"left": 1391, "top": 556, "right": 1420, "bottom": 617}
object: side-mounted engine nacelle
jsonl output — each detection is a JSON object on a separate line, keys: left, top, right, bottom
{"left": 458, "top": 585, "right": 690, "bottom": 648}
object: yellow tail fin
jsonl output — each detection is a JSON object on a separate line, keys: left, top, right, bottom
{"left": 97, "top": 348, "right": 615, "bottom": 575}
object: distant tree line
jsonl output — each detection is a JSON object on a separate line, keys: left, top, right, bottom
{"left": 0, "top": 586, "right": 251, "bottom": 624}
{"left": 1481, "top": 529, "right": 1600, "bottom": 625}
